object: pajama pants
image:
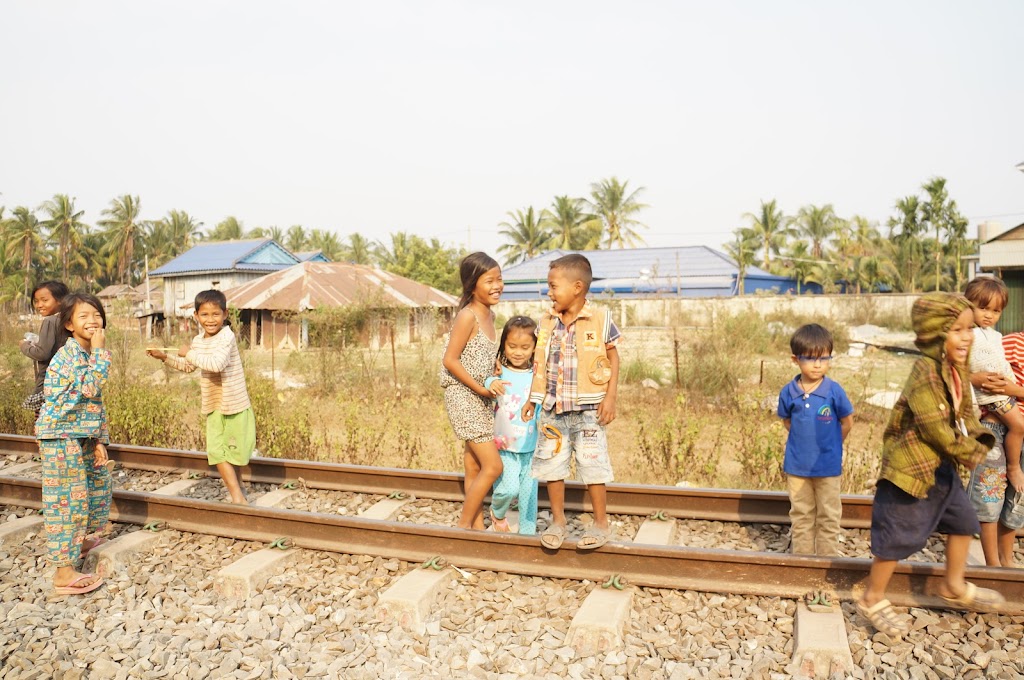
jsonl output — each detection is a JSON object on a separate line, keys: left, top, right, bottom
{"left": 491, "top": 451, "right": 538, "bottom": 535}
{"left": 40, "top": 438, "right": 112, "bottom": 567}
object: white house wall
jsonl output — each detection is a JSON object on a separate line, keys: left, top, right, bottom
{"left": 162, "top": 272, "right": 268, "bottom": 317}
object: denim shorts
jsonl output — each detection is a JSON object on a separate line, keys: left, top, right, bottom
{"left": 531, "top": 409, "right": 614, "bottom": 485}
{"left": 969, "top": 421, "right": 1024, "bottom": 530}
{"left": 870, "top": 461, "right": 981, "bottom": 560}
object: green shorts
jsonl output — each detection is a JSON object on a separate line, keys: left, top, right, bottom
{"left": 206, "top": 409, "right": 256, "bottom": 466}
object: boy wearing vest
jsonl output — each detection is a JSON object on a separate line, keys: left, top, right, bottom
{"left": 523, "top": 254, "right": 621, "bottom": 550}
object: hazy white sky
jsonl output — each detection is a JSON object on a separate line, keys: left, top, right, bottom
{"left": 2, "top": 1, "right": 1022, "bottom": 259}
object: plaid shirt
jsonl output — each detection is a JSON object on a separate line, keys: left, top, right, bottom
{"left": 881, "top": 353, "right": 993, "bottom": 498}
{"left": 541, "top": 302, "right": 621, "bottom": 413}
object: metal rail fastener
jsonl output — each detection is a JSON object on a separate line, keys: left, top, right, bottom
{"left": 388, "top": 491, "right": 408, "bottom": 500}
{"left": 649, "top": 510, "right": 670, "bottom": 521}
{"left": 268, "top": 537, "right": 293, "bottom": 550}
{"left": 421, "top": 556, "right": 447, "bottom": 570}
{"left": 602, "top": 574, "right": 627, "bottom": 590}
{"left": 281, "top": 481, "right": 298, "bottom": 490}
{"left": 143, "top": 521, "right": 167, "bottom": 532}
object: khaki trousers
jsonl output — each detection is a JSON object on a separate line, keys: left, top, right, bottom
{"left": 787, "top": 474, "right": 843, "bottom": 556}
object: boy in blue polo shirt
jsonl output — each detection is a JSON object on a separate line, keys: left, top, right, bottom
{"left": 778, "top": 323, "right": 854, "bottom": 555}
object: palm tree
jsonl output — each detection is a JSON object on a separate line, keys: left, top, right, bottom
{"left": 4, "top": 206, "right": 43, "bottom": 301}
{"left": 285, "top": 225, "right": 307, "bottom": 252}
{"left": 345, "top": 233, "right": 374, "bottom": 265}
{"left": 97, "top": 195, "right": 145, "bottom": 284}
{"left": 208, "top": 216, "right": 244, "bottom": 241}
{"left": 887, "top": 195, "right": 924, "bottom": 292}
{"left": 149, "top": 210, "right": 202, "bottom": 267}
{"left": 39, "top": 194, "right": 87, "bottom": 280}
{"left": 743, "top": 199, "right": 793, "bottom": 269}
{"left": 794, "top": 204, "right": 837, "bottom": 260}
{"left": 723, "top": 227, "right": 759, "bottom": 295}
{"left": 497, "top": 207, "right": 550, "bottom": 265}
{"left": 921, "top": 177, "right": 950, "bottom": 291}
{"left": 542, "top": 196, "right": 600, "bottom": 250}
{"left": 848, "top": 215, "right": 880, "bottom": 256}
{"left": 588, "top": 177, "right": 648, "bottom": 249}
{"left": 308, "top": 229, "right": 344, "bottom": 261}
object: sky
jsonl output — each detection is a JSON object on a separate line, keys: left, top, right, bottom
{"left": 2, "top": 1, "right": 1023, "bottom": 260}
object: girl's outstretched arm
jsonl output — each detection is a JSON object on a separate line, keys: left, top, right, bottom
{"left": 442, "top": 309, "right": 492, "bottom": 398}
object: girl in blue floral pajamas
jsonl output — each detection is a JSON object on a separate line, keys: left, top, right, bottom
{"left": 36, "top": 293, "right": 113, "bottom": 596}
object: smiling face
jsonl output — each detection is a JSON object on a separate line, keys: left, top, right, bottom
{"left": 547, "top": 269, "right": 582, "bottom": 313}
{"left": 471, "top": 266, "right": 503, "bottom": 307}
{"left": 33, "top": 288, "right": 60, "bottom": 316}
{"left": 65, "top": 301, "right": 105, "bottom": 349}
{"left": 944, "top": 307, "right": 975, "bottom": 366}
{"left": 503, "top": 328, "right": 536, "bottom": 370}
{"left": 194, "top": 301, "right": 227, "bottom": 337}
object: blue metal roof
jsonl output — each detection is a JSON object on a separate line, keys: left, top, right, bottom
{"left": 500, "top": 246, "right": 797, "bottom": 299}
{"left": 150, "top": 239, "right": 300, "bottom": 277}
{"left": 295, "top": 250, "right": 331, "bottom": 263}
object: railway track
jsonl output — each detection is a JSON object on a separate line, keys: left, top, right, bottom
{"left": 2, "top": 433, "right": 1023, "bottom": 612}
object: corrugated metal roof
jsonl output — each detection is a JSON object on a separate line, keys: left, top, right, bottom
{"left": 222, "top": 262, "right": 458, "bottom": 311}
{"left": 295, "top": 250, "right": 331, "bottom": 263}
{"left": 149, "top": 239, "right": 300, "bottom": 277}
{"left": 501, "top": 246, "right": 778, "bottom": 283}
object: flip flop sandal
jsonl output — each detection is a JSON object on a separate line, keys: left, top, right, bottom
{"left": 577, "top": 526, "right": 610, "bottom": 551}
{"left": 490, "top": 510, "right": 511, "bottom": 533}
{"left": 81, "top": 537, "right": 107, "bottom": 558}
{"left": 541, "top": 523, "right": 566, "bottom": 550}
{"left": 855, "top": 599, "right": 907, "bottom": 636}
{"left": 53, "top": 574, "right": 104, "bottom": 597}
{"left": 940, "top": 582, "right": 1005, "bottom": 612}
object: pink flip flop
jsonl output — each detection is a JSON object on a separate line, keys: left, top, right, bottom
{"left": 53, "top": 573, "right": 104, "bottom": 596}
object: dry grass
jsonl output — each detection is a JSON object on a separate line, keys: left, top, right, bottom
{"left": 0, "top": 310, "right": 914, "bottom": 492}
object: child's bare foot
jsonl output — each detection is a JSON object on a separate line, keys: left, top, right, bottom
{"left": 54, "top": 570, "right": 100, "bottom": 589}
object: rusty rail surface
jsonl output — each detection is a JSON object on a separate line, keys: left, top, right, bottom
{"left": 0, "top": 433, "right": 873, "bottom": 528}
{"left": 2, "top": 475, "right": 1022, "bottom": 612}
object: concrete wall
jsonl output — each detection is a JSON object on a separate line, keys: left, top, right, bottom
{"left": 496, "top": 293, "right": 920, "bottom": 329}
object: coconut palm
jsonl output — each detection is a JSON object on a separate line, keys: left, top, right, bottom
{"left": 308, "top": 229, "right": 344, "bottom": 261}
{"left": 794, "top": 204, "right": 837, "bottom": 260}
{"left": 149, "top": 210, "right": 203, "bottom": 267}
{"left": 723, "top": 227, "right": 759, "bottom": 295}
{"left": 97, "top": 194, "right": 146, "bottom": 284}
{"left": 39, "top": 194, "right": 87, "bottom": 280}
{"left": 498, "top": 207, "right": 550, "bottom": 265}
{"left": 345, "top": 233, "right": 374, "bottom": 265}
{"left": 208, "top": 216, "right": 244, "bottom": 241}
{"left": 588, "top": 177, "right": 648, "bottom": 249}
{"left": 542, "top": 196, "right": 600, "bottom": 250}
{"left": 743, "top": 199, "right": 793, "bottom": 269}
{"left": 285, "top": 225, "right": 307, "bottom": 252}
{"left": 848, "top": 215, "right": 881, "bottom": 256}
{"left": 4, "top": 206, "right": 43, "bottom": 301}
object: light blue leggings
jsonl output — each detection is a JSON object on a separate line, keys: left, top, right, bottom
{"left": 491, "top": 451, "right": 538, "bottom": 535}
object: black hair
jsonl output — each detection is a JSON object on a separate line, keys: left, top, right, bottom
{"left": 549, "top": 253, "right": 593, "bottom": 293}
{"left": 58, "top": 293, "right": 107, "bottom": 343}
{"left": 32, "top": 280, "right": 69, "bottom": 302}
{"left": 789, "top": 323, "right": 833, "bottom": 357}
{"left": 497, "top": 315, "right": 538, "bottom": 367}
{"left": 195, "top": 289, "right": 228, "bottom": 312}
{"left": 457, "top": 252, "right": 500, "bottom": 309}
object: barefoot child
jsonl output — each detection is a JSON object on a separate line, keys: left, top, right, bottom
{"left": 778, "top": 324, "right": 854, "bottom": 555}
{"left": 147, "top": 290, "right": 255, "bottom": 504}
{"left": 440, "top": 252, "right": 504, "bottom": 530}
{"left": 36, "top": 293, "right": 112, "bottom": 596}
{"left": 523, "top": 254, "right": 621, "bottom": 550}
{"left": 19, "top": 280, "right": 69, "bottom": 412}
{"left": 857, "top": 293, "right": 1005, "bottom": 636}
{"left": 484, "top": 316, "right": 540, "bottom": 535}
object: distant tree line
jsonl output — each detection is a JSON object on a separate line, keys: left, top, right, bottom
{"left": 725, "top": 177, "right": 974, "bottom": 295}
{"left": 0, "top": 195, "right": 465, "bottom": 309}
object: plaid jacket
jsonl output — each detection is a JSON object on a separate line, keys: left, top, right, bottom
{"left": 880, "top": 353, "right": 993, "bottom": 499}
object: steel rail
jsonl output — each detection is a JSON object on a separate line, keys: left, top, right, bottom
{"left": 0, "top": 433, "right": 873, "bottom": 528}
{"left": 2, "top": 475, "right": 1021, "bottom": 612}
